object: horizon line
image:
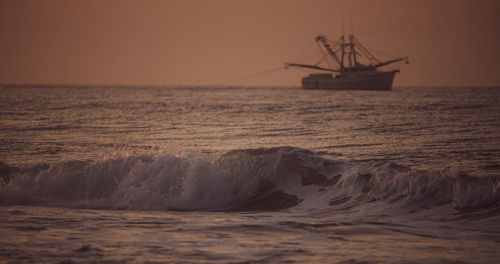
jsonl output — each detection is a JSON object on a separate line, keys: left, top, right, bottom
{"left": 0, "top": 83, "right": 499, "bottom": 89}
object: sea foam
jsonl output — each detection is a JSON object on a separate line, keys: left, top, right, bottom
{"left": 1, "top": 147, "right": 499, "bottom": 215}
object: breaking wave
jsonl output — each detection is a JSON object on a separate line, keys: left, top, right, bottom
{"left": 1, "top": 147, "right": 499, "bottom": 217}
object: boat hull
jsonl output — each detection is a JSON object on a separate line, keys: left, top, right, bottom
{"left": 302, "top": 71, "right": 397, "bottom": 90}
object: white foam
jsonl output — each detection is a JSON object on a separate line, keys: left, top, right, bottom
{"left": 1, "top": 147, "right": 498, "bottom": 217}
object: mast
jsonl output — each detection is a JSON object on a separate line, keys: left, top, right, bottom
{"left": 342, "top": 35, "right": 357, "bottom": 70}
{"left": 340, "top": 35, "right": 345, "bottom": 73}
{"left": 350, "top": 35, "right": 358, "bottom": 68}
{"left": 346, "top": 38, "right": 352, "bottom": 69}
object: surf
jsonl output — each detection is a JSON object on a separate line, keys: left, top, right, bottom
{"left": 1, "top": 147, "right": 499, "bottom": 218}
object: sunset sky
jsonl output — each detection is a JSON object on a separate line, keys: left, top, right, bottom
{"left": 1, "top": 0, "right": 499, "bottom": 87}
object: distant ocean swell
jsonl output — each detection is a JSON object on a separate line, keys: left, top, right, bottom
{"left": 1, "top": 147, "right": 499, "bottom": 215}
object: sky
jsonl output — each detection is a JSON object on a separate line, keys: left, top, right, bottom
{"left": 1, "top": 0, "right": 499, "bottom": 87}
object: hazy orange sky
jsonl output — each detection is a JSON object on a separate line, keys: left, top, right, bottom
{"left": 1, "top": 0, "right": 499, "bottom": 87}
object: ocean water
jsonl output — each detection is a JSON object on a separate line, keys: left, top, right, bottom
{"left": 0, "top": 85, "right": 499, "bottom": 263}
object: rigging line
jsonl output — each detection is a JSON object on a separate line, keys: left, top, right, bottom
{"left": 221, "top": 66, "right": 285, "bottom": 85}
{"left": 289, "top": 52, "right": 324, "bottom": 64}
{"left": 367, "top": 47, "right": 401, "bottom": 59}
{"left": 315, "top": 53, "right": 329, "bottom": 66}
{"left": 290, "top": 43, "right": 318, "bottom": 62}
{"left": 316, "top": 41, "right": 337, "bottom": 69}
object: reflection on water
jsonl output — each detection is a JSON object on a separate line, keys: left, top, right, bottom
{"left": 1, "top": 85, "right": 499, "bottom": 177}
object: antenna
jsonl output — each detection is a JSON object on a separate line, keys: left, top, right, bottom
{"left": 350, "top": 10, "right": 353, "bottom": 35}
{"left": 341, "top": 13, "right": 345, "bottom": 36}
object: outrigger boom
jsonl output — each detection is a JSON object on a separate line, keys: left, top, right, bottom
{"left": 284, "top": 63, "right": 338, "bottom": 73}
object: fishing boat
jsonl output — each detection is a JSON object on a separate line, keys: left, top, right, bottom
{"left": 285, "top": 34, "right": 408, "bottom": 90}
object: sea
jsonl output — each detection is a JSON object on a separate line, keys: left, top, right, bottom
{"left": 0, "top": 84, "right": 499, "bottom": 263}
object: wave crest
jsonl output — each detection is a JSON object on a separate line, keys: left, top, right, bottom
{"left": 1, "top": 147, "right": 499, "bottom": 215}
